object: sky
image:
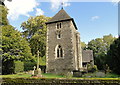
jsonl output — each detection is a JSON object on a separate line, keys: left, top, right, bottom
{"left": 4, "top": 0, "right": 119, "bottom": 43}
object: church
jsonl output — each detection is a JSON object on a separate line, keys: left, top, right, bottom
{"left": 46, "top": 8, "right": 94, "bottom": 75}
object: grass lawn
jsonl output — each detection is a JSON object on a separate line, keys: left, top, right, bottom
{"left": 0, "top": 73, "right": 65, "bottom": 78}
{"left": 82, "top": 71, "right": 120, "bottom": 78}
{"left": 0, "top": 73, "right": 31, "bottom": 78}
{"left": 0, "top": 71, "right": 120, "bottom": 79}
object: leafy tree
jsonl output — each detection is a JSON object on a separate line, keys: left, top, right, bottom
{"left": 2, "top": 25, "right": 34, "bottom": 74}
{"left": 106, "top": 37, "right": 120, "bottom": 74}
{"left": 2, "top": 25, "right": 33, "bottom": 61}
{"left": 81, "top": 42, "right": 87, "bottom": 50}
{"left": 21, "top": 16, "right": 50, "bottom": 39}
{"left": 21, "top": 16, "right": 50, "bottom": 58}
{"left": 87, "top": 34, "right": 115, "bottom": 70}
{"left": 0, "top": 5, "right": 9, "bottom": 25}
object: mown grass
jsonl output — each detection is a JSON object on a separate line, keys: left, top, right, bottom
{"left": 42, "top": 73, "right": 65, "bottom": 78}
{"left": 81, "top": 71, "right": 120, "bottom": 78}
{"left": 0, "top": 72, "right": 120, "bottom": 79}
{"left": 0, "top": 73, "right": 31, "bottom": 78}
{"left": 0, "top": 73, "right": 65, "bottom": 78}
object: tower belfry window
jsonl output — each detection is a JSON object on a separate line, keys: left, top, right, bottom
{"left": 57, "top": 24, "right": 59, "bottom": 29}
{"left": 60, "top": 23, "right": 61, "bottom": 28}
{"left": 57, "top": 23, "right": 62, "bottom": 29}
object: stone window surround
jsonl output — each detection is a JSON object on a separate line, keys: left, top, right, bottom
{"left": 57, "top": 31, "right": 61, "bottom": 39}
{"left": 55, "top": 45, "right": 64, "bottom": 59}
{"left": 56, "top": 22, "right": 62, "bottom": 29}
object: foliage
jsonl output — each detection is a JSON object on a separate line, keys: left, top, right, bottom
{"left": 24, "top": 61, "right": 36, "bottom": 71}
{"left": 81, "top": 42, "right": 87, "bottom": 50}
{"left": 2, "top": 77, "right": 120, "bottom": 84}
{"left": 14, "top": 61, "right": 24, "bottom": 73}
{"left": 0, "top": 5, "right": 9, "bottom": 25}
{"left": 82, "top": 71, "right": 120, "bottom": 78}
{"left": 21, "top": 15, "right": 50, "bottom": 58}
{"left": 87, "top": 64, "right": 98, "bottom": 73}
{"left": 21, "top": 15, "right": 50, "bottom": 39}
{"left": 2, "top": 25, "right": 34, "bottom": 74}
{"left": 39, "top": 56, "right": 46, "bottom": 65}
{"left": 2, "top": 25, "right": 33, "bottom": 61}
{"left": 87, "top": 34, "right": 115, "bottom": 70}
{"left": 106, "top": 37, "right": 120, "bottom": 75}
{"left": 2, "top": 60, "right": 14, "bottom": 74}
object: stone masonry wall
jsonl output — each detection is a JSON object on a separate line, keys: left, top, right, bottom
{"left": 46, "top": 20, "right": 76, "bottom": 74}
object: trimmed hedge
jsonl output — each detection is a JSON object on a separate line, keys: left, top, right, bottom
{"left": 2, "top": 78, "right": 120, "bottom": 84}
{"left": 14, "top": 61, "right": 24, "bottom": 73}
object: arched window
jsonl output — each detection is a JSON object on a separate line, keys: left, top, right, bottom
{"left": 56, "top": 30, "right": 61, "bottom": 39}
{"left": 56, "top": 45, "right": 63, "bottom": 58}
{"left": 57, "top": 32, "right": 61, "bottom": 39}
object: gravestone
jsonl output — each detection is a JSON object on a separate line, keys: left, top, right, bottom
{"left": 34, "top": 68, "right": 42, "bottom": 77}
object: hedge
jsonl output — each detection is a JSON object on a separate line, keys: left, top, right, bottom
{"left": 1, "top": 78, "right": 120, "bottom": 85}
{"left": 14, "top": 61, "right": 24, "bottom": 73}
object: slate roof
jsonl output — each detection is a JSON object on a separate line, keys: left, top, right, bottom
{"left": 82, "top": 50, "right": 93, "bottom": 63}
{"left": 46, "top": 9, "right": 78, "bottom": 30}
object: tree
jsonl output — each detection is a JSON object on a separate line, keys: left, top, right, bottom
{"left": 87, "top": 34, "right": 115, "bottom": 70}
{"left": 81, "top": 42, "right": 87, "bottom": 50}
{"left": 2, "top": 25, "right": 33, "bottom": 61}
{"left": 0, "top": 5, "right": 9, "bottom": 25}
{"left": 1, "top": 5, "right": 35, "bottom": 74}
{"left": 2, "top": 25, "right": 34, "bottom": 74}
{"left": 106, "top": 37, "right": 120, "bottom": 74}
{"left": 21, "top": 16, "right": 50, "bottom": 58}
{"left": 21, "top": 16, "right": 50, "bottom": 39}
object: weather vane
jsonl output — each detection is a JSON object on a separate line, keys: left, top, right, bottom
{"left": 61, "top": 2, "right": 64, "bottom": 9}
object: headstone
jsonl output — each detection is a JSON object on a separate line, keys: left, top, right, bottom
{"left": 33, "top": 66, "right": 36, "bottom": 71}
{"left": 34, "top": 68, "right": 42, "bottom": 77}
{"left": 73, "top": 70, "right": 82, "bottom": 77}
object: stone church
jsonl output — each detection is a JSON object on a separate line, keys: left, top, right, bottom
{"left": 46, "top": 8, "right": 93, "bottom": 75}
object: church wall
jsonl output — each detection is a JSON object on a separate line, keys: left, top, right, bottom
{"left": 70, "top": 21, "right": 78, "bottom": 70}
{"left": 70, "top": 21, "right": 83, "bottom": 71}
{"left": 46, "top": 21, "right": 75, "bottom": 74}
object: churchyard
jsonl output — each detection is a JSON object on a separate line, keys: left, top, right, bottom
{"left": 1, "top": 0, "right": 120, "bottom": 84}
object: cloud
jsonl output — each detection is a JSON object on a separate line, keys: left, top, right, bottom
{"left": 35, "top": 8, "right": 44, "bottom": 16}
{"left": 112, "top": 0, "right": 120, "bottom": 2}
{"left": 111, "top": 0, "right": 120, "bottom": 5}
{"left": 4, "top": 0, "right": 40, "bottom": 20}
{"left": 91, "top": 16, "right": 100, "bottom": 21}
{"left": 115, "top": 35, "right": 119, "bottom": 38}
{"left": 50, "top": 0, "right": 70, "bottom": 11}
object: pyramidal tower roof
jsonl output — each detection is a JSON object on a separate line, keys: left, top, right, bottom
{"left": 46, "top": 9, "right": 78, "bottom": 30}
{"left": 48, "top": 9, "right": 72, "bottom": 23}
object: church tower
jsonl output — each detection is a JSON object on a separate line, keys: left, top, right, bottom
{"left": 46, "top": 9, "right": 82, "bottom": 75}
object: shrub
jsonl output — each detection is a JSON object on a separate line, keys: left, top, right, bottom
{"left": 2, "top": 60, "right": 14, "bottom": 74}
{"left": 14, "top": 61, "right": 24, "bottom": 73}
{"left": 91, "top": 65, "right": 98, "bottom": 72}
{"left": 24, "top": 61, "right": 36, "bottom": 71}
{"left": 87, "top": 64, "right": 98, "bottom": 73}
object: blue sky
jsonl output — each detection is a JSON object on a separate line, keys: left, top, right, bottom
{"left": 5, "top": 1, "right": 118, "bottom": 43}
